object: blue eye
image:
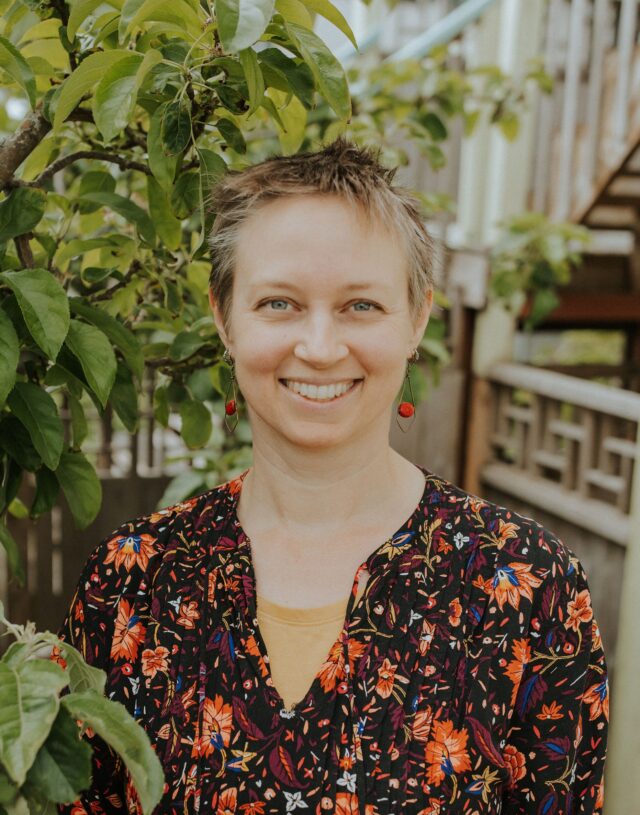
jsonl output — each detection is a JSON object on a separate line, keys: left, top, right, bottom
{"left": 352, "top": 301, "right": 378, "bottom": 311}
{"left": 264, "top": 299, "right": 289, "bottom": 310}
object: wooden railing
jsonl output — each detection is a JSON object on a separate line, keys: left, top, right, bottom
{"left": 530, "top": 0, "right": 640, "bottom": 222}
{"left": 482, "top": 363, "right": 640, "bottom": 545}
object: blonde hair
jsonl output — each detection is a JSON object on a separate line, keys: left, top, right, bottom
{"left": 207, "top": 136, "right": 436, "bottom": 335}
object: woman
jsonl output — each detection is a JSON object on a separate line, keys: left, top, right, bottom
{"left": 57, "top": 138, "right": 608, "bottom": 815}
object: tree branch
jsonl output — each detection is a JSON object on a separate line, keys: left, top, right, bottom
{"left": 31, "top": 150, "right": 152, "bottom": 186}
{"left": 0, "top": 104, "right": 51, "bottom": 191}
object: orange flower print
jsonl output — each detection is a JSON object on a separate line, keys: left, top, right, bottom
{"left": 213, "top": 787, "right": 237, "bottom": 815}
{"left": 318, "top": 641, "right": 346, "bottom": 693}
{"left": 448, "top": 598, "right": 462, "bottom": 627}
{"left": 149, "top": 497, "right": 199, "bottom": 524}
{"left": 417, "top": 800, "right": 442, "bottom": 815}
{"left": 495, "top": 519, "right": 520, "bottom": 546}
{"left": 111, "top": 599, "right": 146, "bottom": 662}
{"left": 50, "top": 644, "right": 67, "bottom": 670}
{"left": 176, "top": 600, "right": 201, "bottom": 629}
{"left": 425, "top": 719, "right": 471, "bottom": 785}
{"left": 537, "top": 701, "right": 564, "bottom": 720}
{"left": 582, "top": 679, "right": 609, "bottom": 721}
{"left": 592, "top": 619, "right": 603, "bottom": 652}
{"left": 565, "top": 589, "right": 593, "bottom": 632}
{"left": 239, "top": 803, "right": 265, "bottom": 815}
{"left": 335, "top": 792, "right": 359, "bottom": 814}
{"left": 419, "top": 620, "right": 436, "bottom": 655}
{"left": 504, "top": 638, "right": 531, "bottom": 707}
{"left": 491, "top": 562, "right": 543, "bottom": 611}
{"left": 502, "top": 744, "right": 526, "bottom": 787}
{"left": 141, "top": 646, "right": 169, "bottom": 678}
{"left": 376, "top": 657, "right": 398, "bottom": 699}
{"left": 192, "top": 695, "right": 233, "bottom": 757}
{"left": 104, "top": 532, "right": 156, "bottom": 572}
{"left": 412, "top": 706, "right": 433, "bottom": 742}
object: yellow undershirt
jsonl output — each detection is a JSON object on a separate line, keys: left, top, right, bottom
{"left": 257, "top": 580, "right": 367, "bottom": 710}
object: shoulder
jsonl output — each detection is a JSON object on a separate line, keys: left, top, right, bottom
{"left": 77, "top": 472, "right": 245, "bottom": 591}
{"left": 422, "top": 468, "right": 582, "bottom": 594}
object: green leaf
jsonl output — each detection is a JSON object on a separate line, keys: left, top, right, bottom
{"left": 0, "top": 187, "right": 46, "bottom": 243}
{"left": 93, "top": 48, "right": 161, "bottom": 142}
{"left": 258, "top": 48, "right": 314, "bottom": 108}
{"left": 0, "top": 660, "right": 68, "bottom": 786}
{"left": 55, "top": 450, "right": 102, "bottom": 529}
{"left": 497, "top": 110, "right": 520, "bottom": 141}
{"left": 297, "top": 0, "right": 357, "bottom": 48}
{"left": 61, "top": 691, "right": 164, "bottom": 815}
{"left": 64, "top": 320, "right": 117, "bottom": 408}
{"left": 161, "top": 97, "right": 192, "bottom": 156}
{"left": 215, "top": 118, "right": 246, "bottom": 154}
{"left": 110, "top": 364, "right": 139, "bottom": 433}
{"left": 23, "top": 708, "right": 92, "bottom": 805}
{"left": 147, "top": 102, "right": 178, "bottom": 190}
{"left": 419, "top": 111, "right": 448, "bottom": 141}
{"left": 67, "top": 0, "right": 111, "bottom": 39}
{"left": 77, "top": 171, "right": 117, "bottom": 214}
{"left": 180, "top": 399, "right": 211, "bottom": 448}
{"left": 30, "top": 466, "right": 59, "bottom": 518}
{"left": 153, "top": 384, "right": 169, "bottom": 427}
{"left": 216, "top": 0, "right": 275, "bottom": 52}
{"left": 0, "top": 34, "right": 36, "bottom": 106}
{"left": 0, "top": 523, "right": 24, "bottom": 586}
{"left": 7, "top": 382, "right": 64, "bottom": 471}
{"left": 169, "top": 331, "right": 206, "bottom": 361}
{"left": 284, "top": 21, "right": 350, "bottom": 121}
{"left": 38, "top": 635, "right": 106, "bottom": 696}
{"left": 0, "top": 308, "right": 18, "bottom": 408}
{"left": 238, "top": 47, "right": 265, "bottom": 116}
{"left": 53, "top": 50, "right": 132, "bottom": 132}
{"left": 0, "top": 416, "right": 42, "bottom": 472}
{"left": 92, "top": 52, "right": 143, "bottom": 142}
{"left": 79, "top": 191, "right": 156, "bottom": 245}
{"left": 122, "top": 0, "right": 201, "bottom": 40}
{"left": 170, "top": 172, "right": 200, "bottom": 218}
{"left": 69, "top": 298, "right": 144, "bottom": 382}
{"left": 147, "top": 176, "right": 181, "bottom": 250}
{"left": 0, "top": 268, "right": 70, "bottom": 360}
{"left": 67, "top": 391, "right": 88, "bottom": 447}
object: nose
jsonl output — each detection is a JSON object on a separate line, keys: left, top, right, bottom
{"left": 293, "top": 310, "right": 349, "bottom": 366}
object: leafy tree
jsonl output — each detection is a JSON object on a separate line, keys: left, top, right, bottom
{"left": 0, "top": 0, "right": 549, "bottom": 582}
{"left": 0, "top": 602, "right": 164, "bottom": 814}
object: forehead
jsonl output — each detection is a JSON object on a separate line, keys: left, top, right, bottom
{"left": 233, "top": 194, "right": 409, "bottom": 293}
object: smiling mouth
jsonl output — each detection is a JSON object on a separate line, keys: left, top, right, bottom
{"left": 279, "top": 379, "right": 362, "bottom": 402}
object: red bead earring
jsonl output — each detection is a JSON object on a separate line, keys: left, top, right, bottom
{"left": 222, "top": 348, "right": 239, "bottom": 433}
{"left": 396, "top": 349, "right": 419, "bottom": 432}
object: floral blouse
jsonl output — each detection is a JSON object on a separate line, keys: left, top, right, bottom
{"left": 55, "top": 465, "right": 608, "bottom": 815}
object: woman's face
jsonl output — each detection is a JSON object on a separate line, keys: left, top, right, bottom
{"left": 209, "top": 193, "right": 432, "bottom": 452}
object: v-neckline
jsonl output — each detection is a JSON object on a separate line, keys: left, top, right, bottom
{"left": 226, "top": 464, "right": 432, "bottom": 716}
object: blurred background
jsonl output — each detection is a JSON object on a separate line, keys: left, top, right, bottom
{"left": 1, "top": 0, "right": 637, "bottom": 808}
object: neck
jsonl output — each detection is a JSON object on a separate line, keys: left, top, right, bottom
{"left": 237, "top": 438, "right": 420, "bottom": 534}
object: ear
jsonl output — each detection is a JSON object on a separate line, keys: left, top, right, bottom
{"left": 411, "top": 290, "right": 434, "bottom": 353}
{"left": 208, "top": 288, "right": 232, "bottom": 350}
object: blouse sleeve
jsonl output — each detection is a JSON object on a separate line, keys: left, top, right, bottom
{"left": 55, "top": 528, "right": 130, "bottom": 814}
{"left": 501, "top": 551, "right": 608, "bottom": 814}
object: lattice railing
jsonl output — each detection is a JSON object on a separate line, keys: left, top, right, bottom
{"left": 482, "top": 363, "right": 640, "bottom": 544}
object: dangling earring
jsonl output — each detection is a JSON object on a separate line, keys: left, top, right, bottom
{"left": 396, "top": 348, "right": 419, "bottom": 433}
{"left": 222, "top": 348, "right": 239, "bottom": 433}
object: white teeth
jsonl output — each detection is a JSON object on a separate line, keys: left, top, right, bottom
{"left": 285, "top": 380, "right": 355, "bottom": 400}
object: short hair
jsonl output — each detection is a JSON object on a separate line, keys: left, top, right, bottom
{"left": 207, "top": 136, "right": 436, "bottom": 335}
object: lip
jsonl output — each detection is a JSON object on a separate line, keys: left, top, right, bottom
{"left": 279, "top": 379, "right": 362, "bottom": 405}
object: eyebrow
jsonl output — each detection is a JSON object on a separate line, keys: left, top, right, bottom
{"left": 249, "top": 280, "right": 382, "bottom": 292}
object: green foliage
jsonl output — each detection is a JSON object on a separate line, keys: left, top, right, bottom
{"left": 0, "top": 0, "right": 552, "bottom": 570}
{"left": 0, "top": 603, "right": 164, "bottom": 813}
{"left": 488, "top": 212, "right": 591, "bottom": 330}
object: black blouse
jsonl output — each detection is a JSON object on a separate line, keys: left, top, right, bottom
{"left": 55, "top": 465, "right": 608, "bottom": 815}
